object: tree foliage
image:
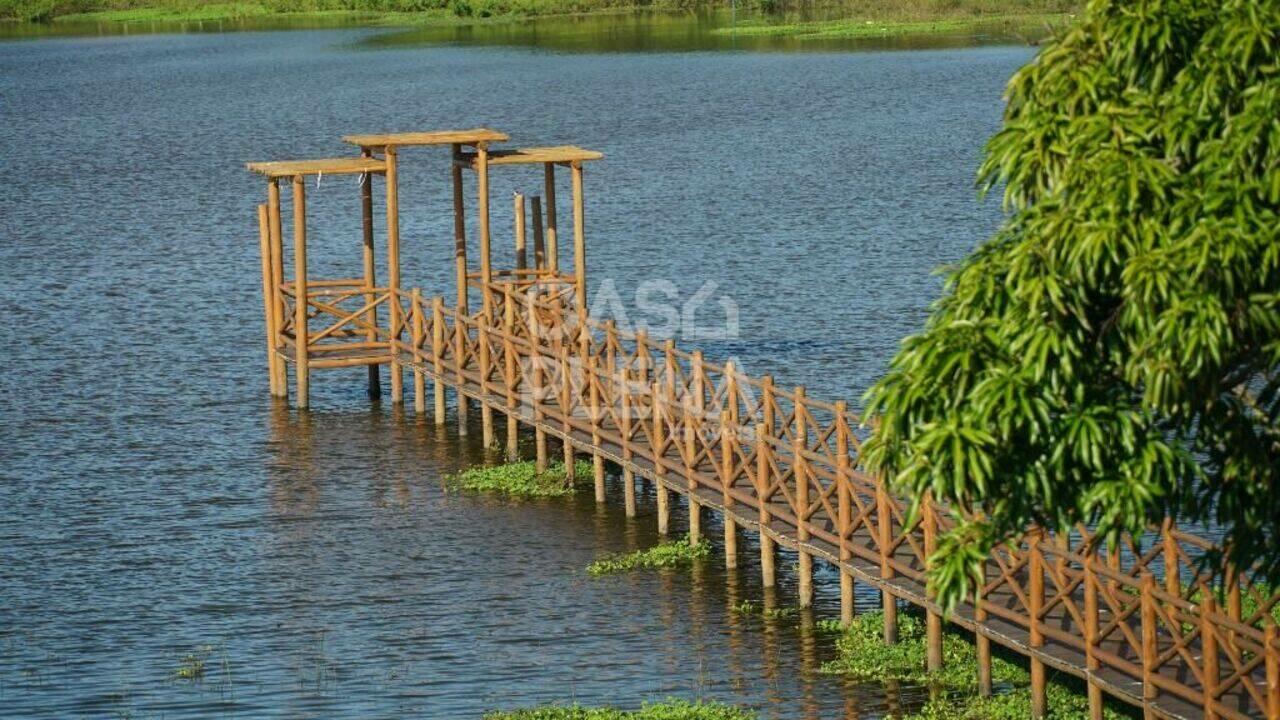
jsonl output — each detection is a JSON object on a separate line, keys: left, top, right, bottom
{"left": 863, "top": 0, "right": 1280, "bottom": 611}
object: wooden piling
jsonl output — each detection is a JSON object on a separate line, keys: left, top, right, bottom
{"left": 686, "top": 351, "right": 705, "bottom": 544}
{"left": 531, "top": 196, "right": 545, "bottom": 270}
{"left": 543, "top": 163, "right": 558, "bottom": 272}
{"left": 266, "top": 179, "right": 286, "bottom": 398}
{"left": 256, "top": 204, "right": 280, "bottom": 395}
{"left": 589, "top": 353, "right": 605, "bottom": 503}
{"left": 479, "top": 312, "right": 494, "bottom": 447}
{"left": 385, "top": 146, "right": 403, "bottom": 405}
{"left": 877, "top": 470, "right": 898, "bottom": 644}
{"left": 570, "top": 161, "right": 586, "bottom": 309}
{"left": 291, "top": 175, "right": 309, "bottom": 409}
{"left": 513, "top": 192, "right": 527, "bottom": 270}
{"left": 621, "top": 368, "right": 636, "bottom": 518}
{"left": 757, "top": 376, "right": 776, "bottom": 588}
{"left": 531, "top": 291, "right": 547, "bottom": 472}
{"left": 559, "top": 344, "right": 575, "bottom": 484}
{"left": 360, "top": 151, "right": 381, "bottom": 399}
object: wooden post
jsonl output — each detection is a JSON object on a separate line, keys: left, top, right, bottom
{"left": 1141, "top": 573, "right": 1158, "bottom": 719}
{"left": 531, "top": 292, "right": 547, "bottom": 472}
{"left": 794, "top": 387, "right": 812, "bottom": 609}
{"left": 477, "top": 143, "right": 493, "bottom": 319}
{"left": 721, "top": 410, "right": 737, "bottom": 569}
{"left": 1083, "top": 548, "right": 1101, "bottom": 717}
{"left": 451, "top": 143, "right": 469, "bottom": 316}
{"left": 412, "top": 289, "right": 425, "bottom": 414}
{"left": 621, "top": 367, "right": 636, "bottom": 518}
{"left": 1162, "top": 518, "right": 1180, "bottom": 597}
{"left": 543, "top": 163, "right": 558, "bottom": 273}
{"left": 513, "top": 192, "right": 527, "bottom": 271}
{"left": 1266, "top": 624, "right": 1279, "bottom": 720}
{"left": 836, "top": 401, "right": 853, "bottom": 625}
{"left": 1030, "top": 532, "right": 1047, "bottom": 719}
{"left": 256, "top": 204, "right": 280, "bottom": 395}
{"left": 653, "top": 380, "right": 669, "bottom": 534}
{"left": 385, "top": 146, "right": 403, "bottom": 405}
{"left": 560, "top": 344, "right": 575, "bottom": 484}
{"left": 431, "top": 297, "right": 446, "bottom": 425}
{"left": 976, "top": 558, "right": 993, "bottom": 698}
{"left": 504, "top": 284, "right": 519, "bottom": 461}
{"left": 686, "top": 351, "right": 705, "bottom": 544}
{"left": 360, "top": 151, "right": 381, "bottom": 399}
{"left": 1201, "top": 585, "right": 1219, "bottom": 720}
{"left": 266, "top": 179, "right": 287, "bottom": 398}
{"left": 924, "top": 495, "right": 942, "bottom": 673}
{"left": 758, "top": 377, "right": 776, "bottom": 588}
{"left": 570, "top": 161, "right": 586, "bottom": 309}
{"left": 531, "top": 196, "right": 545, "bottom": 270}
{"left": 877, "top": 473, "right": 897, "bottom": 643}
{"left": 479, "top": 312, "right": 494, "bottom": 448}
{"left": 589, "top": 353, "right": 605, "bottom": 503}
{"left": 291, "top": 175, "right": 309, "bottom": 410}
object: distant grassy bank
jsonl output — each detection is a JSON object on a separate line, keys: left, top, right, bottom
{"left": 3, "top": 0, "right": 1076, "bottom": 38}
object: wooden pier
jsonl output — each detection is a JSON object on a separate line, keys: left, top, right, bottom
{"left": 248, "top": 129, "right": 1280, "bottom": 720}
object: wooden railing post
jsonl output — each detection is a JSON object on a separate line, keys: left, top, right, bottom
{"left": 431, "top": 296, "right": 446, "bottom": 425}
{"left": 1030, "top": 531, "right": 1047, "bottom": 719}
{"left": 1141, "top": 572, "right": 1158, "bottom": 719}
{"left": 588, "top": 351, "right": 605, "bottom": 503}
{"left": 266, "top": 179, "right": 287, "bottom": 398}
{"left": 685, "top": 351, "right": 704, "bottom": 544}
{"left": 720, "top": 409, "right": 737, "bottom": 569}
{"left": 794, "top": 387, "right": 813, "bottom": 609}
{"left": 478, "top": 311, "right": 494, "bottom": 447}
{"left": 531, "top": 293, "right": 546, "bottom": 470}
{"left": 1201, "top": 583, "right": 1219, "bottom": 720}
{"left": 291, "top": 175, "right": 309, "bottom": 410}
{"left": 559, "top": 342, "right": 576, "bottom": 484}
{"left": 722, "top": 361, "right": 738, "bottom": 570}
{"left": 836, "top": 401, "right": 854, "bottom": 625}
{"left": 924, "top": 493, "right": 942, "bottom": 673}
{"left": 653, "top": 379, "right": 669, "bottom": 535}
{"left": 1162, "top": 519, "right": 1180, "bottom": 597}
{"left": 503, "top": 284, "right": 519, "bottom": 460}
{"left": 1083, "top": 544, "right": 1102, "bottom": 718}
{"left": 758, "top": 377, "right": 776, "bottom": 587}
{"left": 412, "top": 289, "right": 426, "bottom": 415}
{"left": 621, "top": 366, "right": 636, "bottom": 518}
{"left": 1266, "top": 623, "right": 1279, "bottom": 720}
{"left": 976, "top": 556, "right": 993, "bottom": 697}
{"left": 876, "top": 470, "right": 897, "bottom": 644}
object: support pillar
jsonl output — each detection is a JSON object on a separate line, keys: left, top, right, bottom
{"left": 291, "top": 175, "right": 309, "bottom": 410}
{"left": 385, "top": 146, "right": 402, "bottom": 404}
{"left": 360, "top": 151, "right": 381, "bottom": 400}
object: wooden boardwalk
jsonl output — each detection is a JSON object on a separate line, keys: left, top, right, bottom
{"left": 294, "top": 279, "right": 1278, "bottom": 720}
{"left": 247, "top": 130, "right": 1279, "bottom": 720}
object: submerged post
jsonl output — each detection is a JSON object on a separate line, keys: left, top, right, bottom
{"left": 385, "top": 146, "right": 403, "bottom": 405}
{"left": 291, "top": 175, "right": 309, "bottom": 409}
{"left": 360, "top": 150, "right": 381, "bottom": 399}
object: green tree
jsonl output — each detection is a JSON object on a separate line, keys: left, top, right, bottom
{"left": 863, "top": 0, "right": 1280, "bottom": 611}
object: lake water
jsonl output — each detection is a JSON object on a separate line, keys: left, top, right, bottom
{"left": 0, "top": 20, "right": 1032, "bottom": 719}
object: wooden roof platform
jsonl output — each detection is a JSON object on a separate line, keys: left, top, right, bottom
{"left": 455, "top": 145, "right": 604, "bottom": 169}
{"left": 342, "top": 128, "right": 510, "bottom": 149}
{"left": 246, "top": 157, "right": 387, "bottom": 178}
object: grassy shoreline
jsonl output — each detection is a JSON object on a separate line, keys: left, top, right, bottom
{"left": 3, "top": 0, "right": 1077, "bottom": 40}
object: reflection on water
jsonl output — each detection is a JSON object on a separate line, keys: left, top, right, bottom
{"left": 2, "top": 9, "right": 1048, "bottom": 52}
{"left": 0, "top": 26, "right": 1030, "bottom": 718}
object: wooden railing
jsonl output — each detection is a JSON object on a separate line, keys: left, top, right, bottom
{"left": 378, "top": 280, "right": 1278, "bottom": 720}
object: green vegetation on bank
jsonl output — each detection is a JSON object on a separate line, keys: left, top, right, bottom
{"left": 485, "top": 700, "right": 755, "bottom": 720}
{"left": 712, "top": 9, "right": 1073, "bottom": 41}
{"left": 447, "top": 459, "right": 593, "bottom": 498}
{"left": 1, "top": 0, "right": 1077, "bottom": 35}
{"left": 821, "top": 611, "right": 1128, "bottom": 720}
{"left": 587, "top": 535, "right": 710, "bottom": 575}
